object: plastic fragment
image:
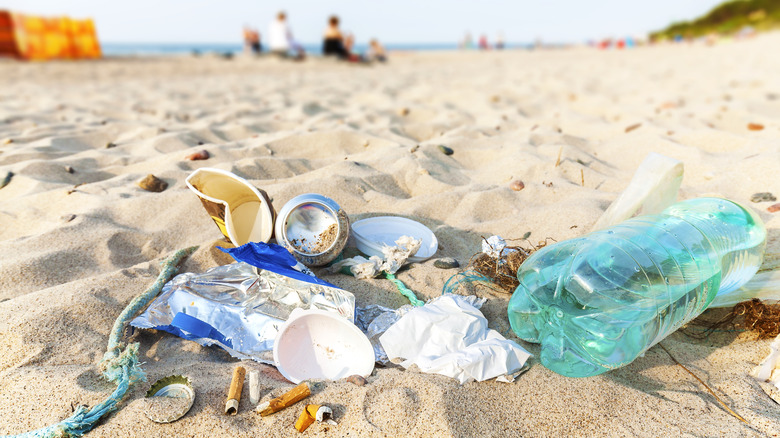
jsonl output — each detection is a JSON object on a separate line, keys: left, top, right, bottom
{"left": 591, "top": 152, "right": 683, "bottom": 231}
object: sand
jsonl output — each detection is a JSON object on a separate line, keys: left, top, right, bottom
{"left": 1, "top": 34, "right": 779, "bottom": 437}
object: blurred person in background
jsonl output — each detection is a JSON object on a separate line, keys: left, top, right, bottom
{"left": 367, "top": 39, "right": 387, "bottom": 62}
{"left": 322, "top": 15, "right": 351, "bottom": 60}
{"left": 243, "top": 26, "right": 261, "bottom": 55}
{"left": 269, "top": 11, "right": 305, "bottom": 60}
{"left": 478, "top": 34, "right": 489, "bottom": 50}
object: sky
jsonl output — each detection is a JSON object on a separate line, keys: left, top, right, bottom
{"left": 6, "top": 0, "right": 726, "bottom": 45}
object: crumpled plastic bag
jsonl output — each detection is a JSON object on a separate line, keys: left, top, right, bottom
{"left": 378, "top": 294, "right": 531, "bottom": 384}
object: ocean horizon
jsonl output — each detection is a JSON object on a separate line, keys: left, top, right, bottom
{"left": 100, "top": 41, "right": 535, "bottom": 56}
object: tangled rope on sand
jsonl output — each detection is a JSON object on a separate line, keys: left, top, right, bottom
{"left": 6, "top": 246, "right": 197, "bottom": 438}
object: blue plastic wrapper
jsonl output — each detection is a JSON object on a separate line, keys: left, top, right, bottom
{"left": 131, "top": 242, "right": 355, "bottom": 364}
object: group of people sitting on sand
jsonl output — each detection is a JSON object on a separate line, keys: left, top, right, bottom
{"left": 243, "top": 12, "right": 386, "bottom": 63}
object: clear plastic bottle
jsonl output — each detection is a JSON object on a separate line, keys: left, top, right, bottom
{"left": 507, "top": 197, "right": 766, "bottom": 377}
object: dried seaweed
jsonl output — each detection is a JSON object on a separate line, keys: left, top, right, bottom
{"left": 468, "top": 237, "right": 551, "bottom": 294}
{"left": 727, "top": 299, "right": 780, "bottom": 339}
{"left": 687, "top": 299, "right": 780, "bottom": 340}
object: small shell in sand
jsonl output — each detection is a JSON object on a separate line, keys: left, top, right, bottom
{"left": 186, "top": 150, "right": 210, "bottom": 160}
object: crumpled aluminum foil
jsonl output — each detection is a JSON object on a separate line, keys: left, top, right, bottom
{"left": 355, "top": 304, "right": 411, "bottom": 365}
{"left": 131, "top": 262, "right": 355, "bottom": 364}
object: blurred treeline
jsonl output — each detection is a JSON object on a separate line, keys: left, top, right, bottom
{"left": 651, "top": 0, "right": 780, "bottom": 40}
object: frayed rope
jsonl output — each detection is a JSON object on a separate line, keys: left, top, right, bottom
{"left": 4, "top": 246, "right": 197, "bottom": 438}
{"left": 385, "top": 272, "right": 424, "bottom": 307}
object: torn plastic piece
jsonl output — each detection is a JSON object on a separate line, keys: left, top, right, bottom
{"left": 753, "top": 334, "right": 780, "bottom": 382}
{"left": 379, "top": 295, "right": 530, "bottom": 384}
{"left": 295, "top": 405, "right": 337, "bottom": 432}
{"left": 710, "top": 254, "right": 780, "bottom": 307}
{"left": 329, "top": 255, "right": 383, "bottom": 279}
{"left": 186, "top": 168, "right": 275, "bottom": 246}
{"left": 329, "top": 236, "right": 425, "bottom": 306}
{"left": 753, "top": 333, "right": 780, "bottom": 404}
{"left": 495, "top": 364, "right": 530, "bottom": 383}
{"left": 482, "top": 236, "right": 507, "bottom": 258}
{"left": 591, "top": 152, "right": 683, "bottom": 231}
{"left": 380, "top": 235, "right": 422, "bottom": 274}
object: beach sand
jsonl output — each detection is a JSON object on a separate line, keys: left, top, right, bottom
{"left": 1, "top": 34, "right": 779, "bottom": 437}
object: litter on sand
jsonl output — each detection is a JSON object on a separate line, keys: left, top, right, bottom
{"left": 379, "top": 294, "right": 532, "bottom": 384}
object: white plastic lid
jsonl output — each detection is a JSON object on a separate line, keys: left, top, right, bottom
{"left": 273, "top": 309, "right": 375, "bottom": 384}
{"left": 350, "top": 216, "right": 438, "bottom": 262}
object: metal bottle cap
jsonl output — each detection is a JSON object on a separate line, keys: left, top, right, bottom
{"left": 144, "top": 375, "right": 195, "bottom": 423}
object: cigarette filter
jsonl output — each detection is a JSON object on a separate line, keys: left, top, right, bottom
{"left": 225, "top": 366, "right": 246, "bottom": 415}
{"left": 295, "top": 405, "right": 337, "bottom": 433}
{"left": 257, "top": 381, "right": 311, "bottom": 416}
{"left": 249, "top": 369, "right": 260, "bottom": 405}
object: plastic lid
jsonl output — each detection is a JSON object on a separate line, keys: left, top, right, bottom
{"left": 351, "top": 216, "right": 438, "bottom": 262}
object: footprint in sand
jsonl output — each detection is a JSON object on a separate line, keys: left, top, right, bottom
{"left": 363, "top": 386, "right": 421, "bottom": 434}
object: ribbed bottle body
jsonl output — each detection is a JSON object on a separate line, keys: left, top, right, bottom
{"left": 508, "top": 198, "right": 766, "bottom": 377}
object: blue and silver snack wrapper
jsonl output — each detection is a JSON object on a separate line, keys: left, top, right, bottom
{"left": 131, "top": 242, "right": 355, "bottom": 364}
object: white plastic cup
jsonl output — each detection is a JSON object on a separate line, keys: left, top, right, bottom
{"left": 273, "top": 309, "right": 374, "bottom": 383}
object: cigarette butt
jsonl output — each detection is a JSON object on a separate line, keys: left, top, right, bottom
{"left": 224, "top": 366, "right": 246, "bottom": 415}
{"left": 294, "top": 404, "right": 318, "bottom": 432}
{"left": 257, "top": 382, "right": 311, "bottom": 416}
{"left": 249, "top": 369, "right": 260, "bottom": 405}
{"left": 295, "top": 404, "right": 336, "bottom": 432}
{"left": 312, "top": 404, "right": 336, "bottom": 425}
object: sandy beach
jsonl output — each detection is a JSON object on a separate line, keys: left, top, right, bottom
{"left": 1, "top": 33, "right": 779, "bottom": 437}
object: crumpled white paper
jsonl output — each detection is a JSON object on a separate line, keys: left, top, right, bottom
{"left": 379, "top": 294, "right": 531, "bottom": 384}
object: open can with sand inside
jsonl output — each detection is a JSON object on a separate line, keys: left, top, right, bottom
{"left": 274, "top": 193, "right": 350, "bottom": 267}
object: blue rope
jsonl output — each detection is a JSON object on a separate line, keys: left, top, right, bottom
{"left": 4, "top": 246, "right": 197, "bottom": 438}
{"left": 442, "top": 270, "right": 495, "bottom": 295}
